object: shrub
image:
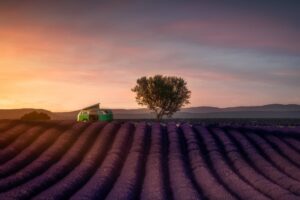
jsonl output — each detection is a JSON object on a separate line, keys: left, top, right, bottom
{"left": 20, "top": 111, "right": 51, "bottom": 121}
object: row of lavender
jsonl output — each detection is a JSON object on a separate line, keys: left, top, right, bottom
{"left": 0, "top": 120, "right": 299, "bottom": 199}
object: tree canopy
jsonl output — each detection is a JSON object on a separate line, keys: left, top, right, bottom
{"left": 132, "top": 75, "right": 191, "bottom": 120}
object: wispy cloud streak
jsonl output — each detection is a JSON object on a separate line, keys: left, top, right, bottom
{"left": 0, "top": 1, "right": 299, "bottom": 110}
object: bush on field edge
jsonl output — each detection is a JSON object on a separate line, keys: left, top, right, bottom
{"left": 20, "top": 111, "right": 51, "bottom": 121}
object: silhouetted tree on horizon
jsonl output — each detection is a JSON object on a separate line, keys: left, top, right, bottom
{"left": 132, "top": 75, "right": 191, "bottom": 120}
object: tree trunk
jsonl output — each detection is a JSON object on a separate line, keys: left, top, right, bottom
{"left": 156, "top": 114, "right": 162, "bottom": 121}
{"left": 156, "top": 110, "right": 164, "bottom": 121}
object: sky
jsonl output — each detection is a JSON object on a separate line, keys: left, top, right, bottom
{"left": 0, "top": 0, "right": 300, "bottom": 111}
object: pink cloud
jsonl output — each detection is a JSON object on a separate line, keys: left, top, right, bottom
{"left": 160, "top": 17, "right": 300, "bottom": 54}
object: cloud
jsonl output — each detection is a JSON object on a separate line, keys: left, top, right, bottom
{"left": 157, "top": 17, "right": 300, "bottom": 55}
{"left": 0, "top": 1, "right": 299, "bottom": 110}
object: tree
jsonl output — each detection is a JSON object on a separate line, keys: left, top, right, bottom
{"left": 20, "top": 111, "right": 51, "bottom": 120}
{"left": 132, "top": 75, "right": 191, "bottom": 120}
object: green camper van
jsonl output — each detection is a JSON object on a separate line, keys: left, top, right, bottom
{"left": 77, "top": 103, "right": 113, "bottom": 122}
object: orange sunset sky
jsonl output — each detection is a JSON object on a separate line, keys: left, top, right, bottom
{"left": 0, "top": 1, "right": 299, "bottom": 111}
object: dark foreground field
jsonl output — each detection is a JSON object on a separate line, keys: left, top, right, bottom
{"left": 0, "top": 120, "right": 300, "bottom": 200}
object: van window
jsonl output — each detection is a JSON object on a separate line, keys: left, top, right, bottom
{"left": 82, "top": 111, "right": 88, "bottom": 115}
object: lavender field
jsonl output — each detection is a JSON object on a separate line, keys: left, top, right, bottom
{"left": 0, "top": 120, "right": 299, "bottom": 200}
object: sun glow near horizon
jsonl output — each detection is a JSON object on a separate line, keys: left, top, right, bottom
{"left": 0, "top": 1, "right": 299, "bottom": 111}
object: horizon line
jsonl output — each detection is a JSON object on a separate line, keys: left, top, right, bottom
{"left": 1, "top": 103, "right": 299, "bottom": 113}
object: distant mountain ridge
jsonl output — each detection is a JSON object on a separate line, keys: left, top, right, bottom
{"left": 0, "top": 104, "right": 300, "bottom": 119}
{"left": 183, "top": 104, "right": 300, "bottom": 113}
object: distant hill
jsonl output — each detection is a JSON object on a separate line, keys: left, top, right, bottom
{"left": 0, "top": 109, "right": 52, "bottom": 119}
{"left": 0, "top": 104, "right": 300, "bottom": 120}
